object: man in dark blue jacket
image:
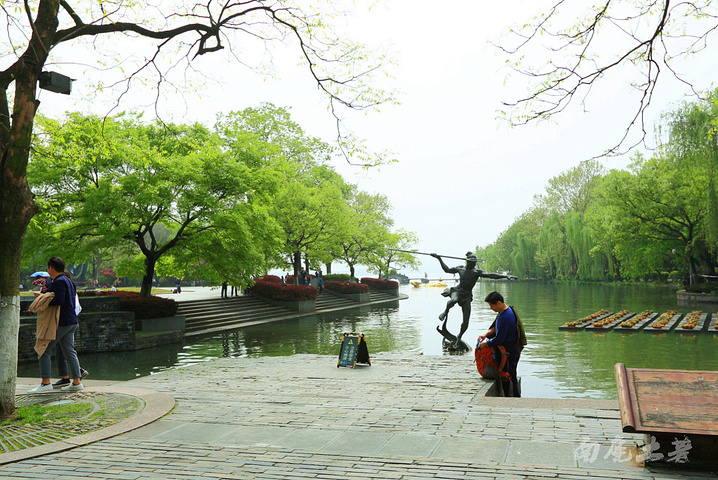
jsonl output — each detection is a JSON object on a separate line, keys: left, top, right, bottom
{"left": 28, "top": 257, "right": 84, "bottom": 394}
{"left": 478, "top": 291, "right": 521, "bottom": 397}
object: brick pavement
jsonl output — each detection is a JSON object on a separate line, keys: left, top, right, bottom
{"left": 7, "top": 354, "right": 715, "bottom": 479}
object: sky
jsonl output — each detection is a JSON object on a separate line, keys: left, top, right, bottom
{"left": 34, "top": 0, "right": 718, "bottom": 278}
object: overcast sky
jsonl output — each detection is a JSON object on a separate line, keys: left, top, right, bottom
{"left": 36, "top": 0, "right": 718, "bottom": 277}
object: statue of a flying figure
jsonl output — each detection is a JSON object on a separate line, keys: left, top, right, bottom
{"left": 431, "top": 252, "right": 517, "bottom": 350}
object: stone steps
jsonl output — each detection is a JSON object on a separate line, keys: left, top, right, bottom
{"left": 177, "top": 292, "right": 399, "bottom": 337}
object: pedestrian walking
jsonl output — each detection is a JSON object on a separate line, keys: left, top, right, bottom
{"left": 28, "top": 256, "right": 84, "bottom": 393}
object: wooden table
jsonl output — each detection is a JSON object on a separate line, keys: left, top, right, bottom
{"left": 615, "top": 363, "right": 718, "bottom": 468}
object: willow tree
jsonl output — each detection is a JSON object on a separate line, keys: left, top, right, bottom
{"left": 0, "top": 0, "right": 391, "bottom": 417}
{"left": 660, "top": 89, "right": 718, "bottom": 260}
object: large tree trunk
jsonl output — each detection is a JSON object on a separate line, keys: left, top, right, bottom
{"left": 140, "top": 255, "right": 158, "bottom": 298}
{"left": 0, "top": 0, "right": 60, "bottom": 418}
{"left": 325, "top": 262, "right": 332, "bottom": 275}
{"left": 0, "top": 107, "right": 40, "bottom": 417}
{"left": 0, "top": 123, "right": 39, "bottom": 417}
{"left": 292, "top": 251, "right": 301, "bottom": 285}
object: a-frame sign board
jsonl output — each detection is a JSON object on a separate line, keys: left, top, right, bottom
{"left": 337, "top": 332, "right": 371, "bottom": 368}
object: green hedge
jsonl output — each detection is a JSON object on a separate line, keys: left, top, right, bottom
{"left": 324, "top": 274, "right": 351, "bottom": 282}
{"left": 684, "top": 282, "right": 718, "bottom": 294}
{"left": 360, "top": 277, "right": 399, "bottom": 290}
{"left": 97, "top": 291, "right": 178, "bottom": 319}
{"left": 247, "top": 280, "right": 318, "bottom": 301}
{"left": 324, "top": 281, "right": 369, "bottom": 294}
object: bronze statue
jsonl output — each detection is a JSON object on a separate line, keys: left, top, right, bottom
{"left": 431, "top": 252, "right": 517, "bottom": 350}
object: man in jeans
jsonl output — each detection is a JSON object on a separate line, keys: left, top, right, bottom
{"left": 28, "top": 257, "right": 85, "bottom": 393}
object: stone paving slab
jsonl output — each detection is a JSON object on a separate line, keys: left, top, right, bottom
{"left": 7, "top": 353, "right": 717, "bottom": 479}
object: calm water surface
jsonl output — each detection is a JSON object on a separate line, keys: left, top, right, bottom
{"left": 19, "top": 282, "right": 718, "bottom": 399}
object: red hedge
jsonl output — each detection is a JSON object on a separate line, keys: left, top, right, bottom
{"left": 253, "top": 275, "right": 283, "bottom": 283}
{"left": 247, "top": 280, "right": 318, "bottom": 301}
{"left": 360, "top": 277, "right": 399, "bottom": 290}
{"left": 285, "top": 274, "right": 314, "bottom": 284}
{"left": 325, "top": 281, "right": 369, "bottom": 294}
{"left": 97, "top": 291, "right": 178, "bottom": 319}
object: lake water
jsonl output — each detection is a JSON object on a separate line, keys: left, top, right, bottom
{"left": 18, "top": 282, "right": 718, "bottom": 399}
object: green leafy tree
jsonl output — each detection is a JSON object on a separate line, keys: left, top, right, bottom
{"left": 590, "top": 154, "right": 708, "bottom": 280}
{"left": 271, "top": 160, "right": 349, "bottom": 283}
{"left": 484, "top": 209, "right": 543, "bottom": 278}
{"left": 0, "top": 0, "right": 391, "bottom": 417}
{"left": 365, "top": 229, "right": 420, "bottom": 279}
{"left": 27, "top": 113, "right": 280, "bottom": 297}
{"left": 660, "top": 89, "right": 718, "bottom": 259}
{"left": 333, "top": 189, "right": 394, "bottom": 281}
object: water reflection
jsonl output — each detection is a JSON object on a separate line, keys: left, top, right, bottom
{"left": 17, "top": 282, "right": 718, "bottom": 399}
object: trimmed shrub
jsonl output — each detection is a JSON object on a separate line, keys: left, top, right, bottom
{"left": 285, "top": 274, "right": 314, "bottom": 285}
{"left": 324, "top": 274, "right": 351, "bottom": 282}
{"left": 361, "top": 277, "right": 399, "bottom": 290}
{"left": 97, "top": 291, "right": 178, "bottom": 319}
{"left": 685, "top": 282, "right": 718, "bottom": 294}
{"left": 325, "top": 281, "right": 369, "bottom": 294}
{"left": 254, "top": 275, "right": 283, "bottom": 283}
{"left": 247, "top": 280, "right": 318, "bottom": 301}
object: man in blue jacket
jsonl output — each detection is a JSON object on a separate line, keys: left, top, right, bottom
{"left": 478, "top": 291, "right": 521, "bottom": 397}
{"left": 28, "top": 257, "right": 84, "bottom": 393}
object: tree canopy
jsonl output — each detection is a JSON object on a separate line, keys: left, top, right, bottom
{"left": 27, "top": 112, "right": 282, "bottom": 296}
{"left": 483, "top": 90, "right": 718, "bottom": 283}
{"left": 0, "top": 0, "right": 393, "bottom": 417}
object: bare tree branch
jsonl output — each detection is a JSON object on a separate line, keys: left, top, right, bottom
{"left": 496, "top": 0, "right": 718, "bottom": 157}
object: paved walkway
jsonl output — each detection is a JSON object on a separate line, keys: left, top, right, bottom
{"left": 8, "top": 354, "right": 715, "bottom": 479}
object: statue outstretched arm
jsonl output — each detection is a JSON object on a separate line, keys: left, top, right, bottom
{"left": 431, "top": 253, "right": 458, "bottom": 274}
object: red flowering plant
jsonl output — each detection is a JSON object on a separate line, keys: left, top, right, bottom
{"left": 253, "top": 275, "right": 283, "bottom": 283}
{"left": 324, "top": 281, "right": 369, "bottom": 294}
{"left": 97, "top": 290, "right": 178, "bottom": 319}
{"left": 360, "top": 278, "right": 399, "bottom": 290}
{"left": 246, "top": 280, "right": 318, "bottom": 301}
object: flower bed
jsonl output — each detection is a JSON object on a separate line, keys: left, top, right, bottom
{"left": 360, "top": 278, "right": 399, "bottom": 290}
{"left": 285, "top": 274, "right": 314, "bottom": 285}
{"left": 97, "top": 291, "right": 178, "bottom": 319}
{"left": 565, "top": 309, "right": 608, "bottom": 327}
{"left": 246, "top": 280, "right": 318, "bottom": 301}
{"left": 680, "top": 310, "right": 702, "bottom": 329}
{"left": 254, "top": 275, "right": 283, "bottom": 283}
{"left": 650, "top": 310, "right": 677, "bottom": 329}
{"left": 592, "top": 310, "right": 629, "bottom": 328}
{"left": 324, "top": 281, "right": 369, "bottom": 294}
{"left": 324, "top": 280, "right": 370, "bottom": 303}
{"left": 620, "top": 310, "right": 653, "bottom": 328}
